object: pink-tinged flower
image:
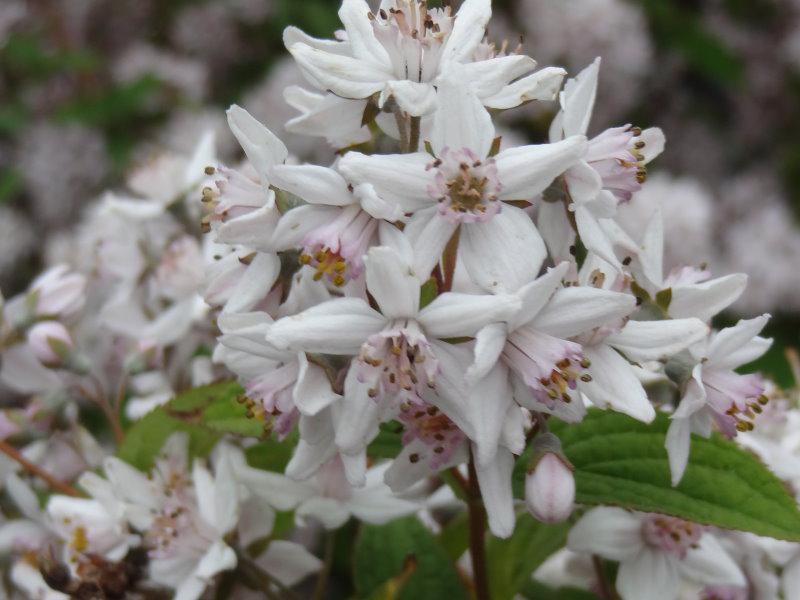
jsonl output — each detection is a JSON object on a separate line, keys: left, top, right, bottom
{"left": 201, "top": 105, "right": 288, "bottom": 253}
{"left": 524, "top": 433, "right": 575, "bottom": 523}
{"left": 265, "top": 231, "right": 520, "bottom": 461}
{"left": 666, "top": 315, "right": 772, "bottom": 485}
{"left": 26, "top": 321, "right": 73, "bottom": 366}
{"left": 568, "top": 508, "right": 745, "bottom": 600}
{"left": 28, "top": 265, "right": 86, "bottom": 320}
{"left": 339, "top": 75, "right": 586, "bottom": 292}
{"left": 286, "top": 0, "right": 560, "bottom": 119}
{"left": 540, "top": 57, "right": 664, "bottom": 271}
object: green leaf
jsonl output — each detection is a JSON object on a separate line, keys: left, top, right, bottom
{"left": 354, "top": 517, "right": 469, "bottom": 600}
{"left": 116, "top": 407, "right": 220, "bottom": 471}
{"left": 119, "top": 381, "right": 267, "bottom": 470}
{"left": 514, "top": 410, "right": 800, "bottom": 541}
{"left": 56, "top": 76, "right": 162, "bottom": 127}
{"left": 0, "top": 169, "right": 23, "bottom": 204}
{"left": 486, "top": 514, "right": 570, "bottom": 600}
{"left": 438, "top": 512, "right": 469, "bottom": 561}
{"left": 419, "top": 278, "right": 438, "bottom": 309}
{"left": 368, "top": 424, "right": 403, "bottom": 459}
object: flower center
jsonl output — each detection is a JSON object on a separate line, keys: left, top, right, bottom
{"left": 358, "top": 320, "right": 439, "bottom": 402}
{"left": 585, "top": 125, "right": 647, "bottom": 203}
{"left": 503, "top": 327, "right": 590, "bottom": 407}
{"left": 201, "top": 165, "right": 266, "bottom": 232}
{"left": 369, "top": 1, "right": 454, "bottom": 82}
{"left": 299, "top": 206, "right": 377, "bottom": 286}
{"left": 703, "top": 369, "right": 768, "bottom": 436}
{"left": 239, "top": 362, "right": 301, "bottom": 438}
{"left": 399, "top": 402, "right": 464, "bottom": 468}
{"left": 427, "top": 148, "right": 502, "bottom": 224}
{"left": 641, "top": 515, "right": 703, "bottom": 559}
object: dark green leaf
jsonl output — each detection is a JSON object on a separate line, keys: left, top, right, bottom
{"left": 519, "top": 580, "right": 601, "bottom": 600}
{"left": 514, "top": 410, "right": 800, "bottom": 541}
{"left": 438, "top": 512, "right": 469, "bottom": 561}
{"left": 354, "top": 517, "right": 468, "bottom": 600}
{"left": 419, "top": 278, "right": 438, "bottom": 309}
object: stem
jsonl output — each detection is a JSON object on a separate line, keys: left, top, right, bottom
{"left": 592, "top": 555, "right": 617, "bottom": 600}
{"left": 408, "top": 115, "right": 421, "bottom": 153}
{"left": 311, "top": 532, "right": 335, "bottom": 600}
{"left": 393, "top": 108, "right": 410, "bottom": 153}
{"left": 467, "top": 449, "right": 491, "bottom": 600}
{"left": 83, "top": 379, "right": 124, "bottom": 445}
{"left": 0, "top": 439, "right": 81, "bottom": 497}
{"left": 441, "top": 229, "right": 461, "bottom": 293}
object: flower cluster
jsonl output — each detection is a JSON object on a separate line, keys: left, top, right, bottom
{"left": 0, "top": 1, "right": 794, "bottom": 599}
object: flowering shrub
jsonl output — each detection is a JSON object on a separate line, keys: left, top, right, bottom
{"left": 1, "top": 1, "right": 800, "bottom": 599}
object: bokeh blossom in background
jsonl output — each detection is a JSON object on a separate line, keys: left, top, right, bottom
{"left": 0, "top": 1, "right": 799, "bottom": 599}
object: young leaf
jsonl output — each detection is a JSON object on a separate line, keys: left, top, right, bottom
{"left": 514, "top": 410, "right": 800, "bottom": 541}
{"left": 354, "top": 517, "right": 469, "bottom": 600}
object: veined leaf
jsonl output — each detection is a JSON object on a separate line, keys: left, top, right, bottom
{"left": 354, "top": 517, "right": 468, "bottom": 600}
{"left": 514, "top": 410, "right": 800, "bottom": 541}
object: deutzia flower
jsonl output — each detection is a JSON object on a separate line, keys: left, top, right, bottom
{"left": 541, "top": 57, "right": 665, "bottom": 270}
{"left": 568, "top": 507, "right": 746, "bottom": 600}
{"left": 286, "top": 0, "right": 556, "bottom": 118}
{"left": 339, "top": 75, "right": 585, "bottom": 292}
{"left": 666, "top": 315, "right": 772, "bottom": 485}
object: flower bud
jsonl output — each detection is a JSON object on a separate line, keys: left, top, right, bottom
{"left": 28, "top": 265, "right": 86, "bottom": 319}
{"left": 525, "top": 433, "right": 575, "bottom": 523}
{"left": 27, "top": 321, "right": 74, "bottom": 366}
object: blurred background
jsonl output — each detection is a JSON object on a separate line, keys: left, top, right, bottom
{"left": 1, "top": 0, "right": 798, "bottom": 382}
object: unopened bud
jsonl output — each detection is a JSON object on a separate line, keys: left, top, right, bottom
{"left": 27, "top": 321, "right": 74, "bottom": 366}
{"left": 525, "top": 433, "right": 575, "bottom": 523}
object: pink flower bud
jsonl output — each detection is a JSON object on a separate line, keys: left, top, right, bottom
{"left": 27, "top": 321, "right": 74, "bottom": 366}
{"left": 525, "top": 452, "right": 575, "bottom": 523}
{"left": 29, "top": 265, "right": 86, "bottom": 319}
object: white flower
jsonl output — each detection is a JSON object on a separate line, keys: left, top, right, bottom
{"left": 339, "top": 75, "right": 585, "bottom": 292}
{"left": 286, "top": 0, "right": 557, "bottom": 119}
{"left": 666, "top": 315, "right": 772, "bottom": 485}
{"left": 27, "top": 265, "right": 86, "bottom": 321}
{"left": 266, "top": 230, "right": 520, "bottom": 457}
{"left": 542, "top": 58, "right": 664, "bottom": 271}
{"left": 26, "top": 321, "right": 74, "bottom": 367}
{"left": 568, "top": 507, "right": 745, "bottom": 600}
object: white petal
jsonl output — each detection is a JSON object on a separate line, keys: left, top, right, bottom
{"left": 0, "top": 343, "right": 61, "bottom": 394}
{"left": 365, "top": 245, "right": 419, "bottom": 319}
{"left": 560, "top": 57, "right": 601, "bottom": 138}
{"left": 567, "top": 507, "right": 643, "bottom": 561}
{"left": 270, "top": 164, "right": 354, "bottom": 206}
{"left": 639, "top": 127, "right": 666, "bottom": 163}
{"left": 337, "top": 151, "right": 434, "bottom": 213}
{"left": 460, "top": 205, "right": 547, "bottom": 293}
{"left": 681, "top": 534, "right": 746, "bottom": 587}
{"left": 616, "top": 550, "right": 679, "bottom": 600}
{"left": 495, "top": 136, "right": 586, "bottom": 200}
{"left": 665, "top": 417, "right": 692, "bottom": 487}
{"left": 482, "top": 66, "right": 566, "bottom": 109}
{"left": 334, "top": 368, "right": 385, "bottom": 454}
{"left": 459, "top": 55, "right": 538, "bottom": 100}
{"left": 258, "top": 540, "right": 322, "bottom": 587}
{"left": 288, "top": 43, "right": 390, "bottom": 99}
{"left": 465, "top": 323, "right": 508, "bottom": 386}
{"left": 294, "top": 353, "right": 340, "bottom": 416}
{"left": 565, "top": 160, "right": 602, "bottom": 205}
{"left": 381, "top": 80, "right": 437, "bottom": 117}
{"left": 575, "top": 206, "right": 621, "bottom": 270}
{"left": 713, "top": 335, "right": 772, "bottom": 371}
{"left": 215, "top": 202, "right": 280, "bottom": 253}
{"left": 707, "top": 315, "right": 770, "bottom": 368}
{"left": 474, "top": 445, "right": 515, "bottom": 538}
{"left": 581, "top": 345, "right": 655, "bottom": 423}
{"left": 355, "top": 183, "right": 406, "bottom": 221}
{"left": 286, "top": 437, "right": 337, "bottom": 481}
{"left": 508, "top": 262, "right": 569, "bottom": 332}
{"left": 669, "top": 273, "right": 748, "bottom": 322}
{"left": 468, "top": 363, "right": 513, "bottom": 466}
{"left": 338, "top": 0, "right": 391, "bottom": 69}
{"left": 403, "top": 206, "right": 459, "bottom": 279}
{"left": 440, "top": 0, "right": 492, "bottom": 63}
{"left": 272, "top": 204, "right": 342, "bottom": 250}
{"left": 531, "top": 287, "right": 636, "bottom": 338}
{"left": 296, "top": 497, "right": 350, "bottom": 529}
{"left": 348, "top": 487, "right": 421, "bottom": 525}
{"left": 537, "top": 200, "right": 575, "bottom": 265}
{"left": 429, "top": 73, "right": 495, "bottom": 157}
{"left": 418, "top": 292, "right": 520, "bottom": 339}
{"left": 266, "top": 298, "right": 384, "bottom": 354}
{"left": 223, "top": 253, "right": 280, "bottom": 314}
{"left": 226, "top": 105, "right": 287, "bottom": 183}
{"left": 605, "top": 318, "right": 710, "bottom": 363}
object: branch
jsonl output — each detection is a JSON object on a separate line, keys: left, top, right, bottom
{"left": 0, "top": 439, "right": 81, "bottom": 497}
